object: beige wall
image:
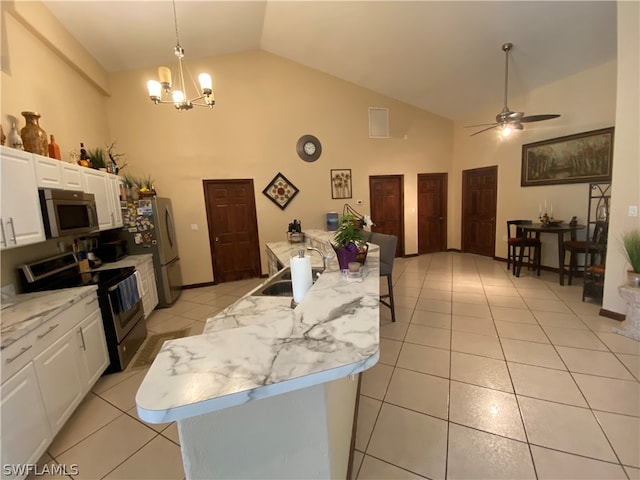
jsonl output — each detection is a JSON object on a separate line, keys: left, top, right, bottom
{"left": 105, "top": 50, "right": 453, "bottom": 285}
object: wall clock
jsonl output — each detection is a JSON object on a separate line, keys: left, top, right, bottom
{"left": 296, "top": 135, "right": 321, "bottom": 162}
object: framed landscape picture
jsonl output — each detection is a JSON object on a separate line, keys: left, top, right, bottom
{"left": 521, "top": 127, "right": 614, "bottom": 187}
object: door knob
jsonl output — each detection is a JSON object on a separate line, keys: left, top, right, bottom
{"left": 215, "top": 237, "right": 220, "bottom": 242}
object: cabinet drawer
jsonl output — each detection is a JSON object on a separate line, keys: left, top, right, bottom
{"left": 1, "top": 338, "right": 34, "bottom": 384}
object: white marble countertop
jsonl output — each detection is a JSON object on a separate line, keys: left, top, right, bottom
{"left": 92, "top": 253, "right": 153, "bottom": 271}
{"left": 136, "top": 231, "right": 379, "bottom": 423}
{"left": 1, "top": 286, "right": 98, "bottom": 349}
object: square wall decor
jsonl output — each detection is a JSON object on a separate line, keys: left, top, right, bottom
{"left": 262, "top": 172, "right": 299, "bottom": 210}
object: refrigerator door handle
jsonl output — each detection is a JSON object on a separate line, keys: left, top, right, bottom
{"left": 165, "top": 206, "right": 175, "bottom": 249}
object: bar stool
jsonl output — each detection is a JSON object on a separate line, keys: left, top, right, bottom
{"left": 370, "top": 232, "right": 398, "bottom": 322}
{"left": 564, "top": 222, "right": 608, "bottom": 285}
{"left": 507, "top": 220, "right": 541, "bottom": 276}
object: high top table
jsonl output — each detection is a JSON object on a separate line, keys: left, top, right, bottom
{"left": 515, "top": 223, "right": 586, "bottom": 285}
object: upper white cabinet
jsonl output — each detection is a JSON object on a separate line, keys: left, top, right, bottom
{"left": 60, "top": 162, "right": 85, "bottom": 191}
{"left": 0, "top": 146, "right": 46, "bottom": 250}
{"left": 33, "top": 155, "right": 63, "bottom": 189}
{"left": 107, "top": 174, "right": 124, "bottom": 229}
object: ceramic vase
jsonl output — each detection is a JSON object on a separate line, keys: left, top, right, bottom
{"left": 8, "top": 122, "right": 23, "bottom": 150}
{"left": 20, "top": 111, "right": 48, "bottom": 156}
{"left": 628, "top": 270, "right": 640, "bottom": 288}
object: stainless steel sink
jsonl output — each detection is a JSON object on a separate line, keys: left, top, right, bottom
{"left": 252, "top": 267, "right": 323, "bottom": 297}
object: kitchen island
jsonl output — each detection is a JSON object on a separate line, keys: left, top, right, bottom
{"left": 135, "top": 230, "right": 379, "bottom": 479}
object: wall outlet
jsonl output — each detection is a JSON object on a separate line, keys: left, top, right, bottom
{"left": 190, "top": 224, "right": 199, "bottom": 231}
{"left": 629, "top": 205, "right": 638, "bottom": 217}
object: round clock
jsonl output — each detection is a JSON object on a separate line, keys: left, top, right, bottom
{"left": 296, "top": 135, "right": 321, "bottom": 162}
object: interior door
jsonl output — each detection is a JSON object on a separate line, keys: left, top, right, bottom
{"left": 203, "top": 179, "right": 261, "bottom": 283}
{"left": 462, "top": 166, "right": 498, "bottom": 257}
{"left": 418, "top": 173, "right": 447, "bottom": 254}
{"left": 369, "top": 175, "right": 404, "bottom": 257}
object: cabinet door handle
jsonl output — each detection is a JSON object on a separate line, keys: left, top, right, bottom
{"left": 36, "top": 323, "right": 59, "bottom": 339}
{"left": 7, "top": 217, "right": 17, "bottom": 244}
{"left": 0, "top": 219, "right": 6, "bottom": 247}
{"left": 78, "top": 327, "right": 87, "bottom": 351}
{"left": 6, "top": 345, "right": 32, "bottom": 363}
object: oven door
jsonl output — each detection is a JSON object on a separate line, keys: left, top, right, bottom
{"left": 106, "top": 279, "right": 144, "bottom": 343}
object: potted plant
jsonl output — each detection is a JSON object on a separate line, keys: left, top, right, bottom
{"left": 135, "top": 175, "right": 156, "bottom": 197}
{"left": 332, "top": 214, "right": 368, "bottom": 270}
{"left": 87, "top": 147, "right": 106, "bottom": 170}
{"left": 622, "top": 229, "right": 640, "bottom": 287}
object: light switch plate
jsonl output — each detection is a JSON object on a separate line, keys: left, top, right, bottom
{"left": 190, "top": 224, "right": 199, "bottom": 230}
{"left": 629, "top": 206, "right": 638, "bottom": 217}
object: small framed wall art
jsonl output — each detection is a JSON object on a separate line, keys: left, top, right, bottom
{"left": 262, "top": 172, "right": 299, "bottom": 210}
{"left": 331, "top": 169, "right": 352, "bottom": 199}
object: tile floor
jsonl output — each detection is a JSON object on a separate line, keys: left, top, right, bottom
{"left": 34, "top": 253, "right": 639, "bottom": 480}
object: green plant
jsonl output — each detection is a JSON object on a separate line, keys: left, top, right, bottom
{"left": 122, "top": 175, "right": 137, "bottom": 188}
{"left": 87, "top": 147, "right": 106, "bottom": 169}
{"left": 333, "top": 214, "right": 366, "bottom": 248}
{"left": 622, "top": 230, "right": 640, "bottom": 273}
{"left": 134, "top": 175, "right": 155, "bottom": 193}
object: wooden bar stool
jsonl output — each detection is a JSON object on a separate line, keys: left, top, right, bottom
{"left": 507, "top": 220, "right": 541, "bottom": 276}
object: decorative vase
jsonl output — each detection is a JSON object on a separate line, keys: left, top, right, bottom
{"left": 333, "top": 243, "right": 359, "bottom": 270}
{"left": 20, "top": 111, "right": 48, "bottom": 156}
{"left": 627, "top": 270, "right": 640, "bottom": 288}
{"left": 8, "top": 122, "right": 23, "bottom": 150}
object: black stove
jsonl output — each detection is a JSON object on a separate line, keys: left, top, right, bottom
{"left": 19, "top": 252, "right": 147, "bottom": 373}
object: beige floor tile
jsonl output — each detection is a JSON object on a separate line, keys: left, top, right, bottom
{"left": 596, "top": 332, "right": 640, "bottom": 355}
{"left": 367, "top": 403, "right": 447, "bottom": 479}
{"left": 396, "top": 342, "right": 450, "bottom": 378}
{"left": 92, "top": 369, "right": 140, "bottom": 395}
{"left": 518, "top": 396, "right": 617, "bottom": 462}
{"left": 385, "top": 368, "right": 449, "bottom": 420}
{"left": 410, "top": 310, "right": 451, "bottom": 329}
{"left": 482, "top": 276, "right": 515, "bottom": 287}
{"left": 542, "top": 326, "right": 608, "bottom": 350}
{"left": 380, "top": 320, "right": 410, "bottom": 341}
{"left": 414, "top": 298, "right": 452, "bottom": 314}
{"left": 98, "top": 369, "right": 149, "bottom": 411}
{"left": 419, "top": 288, "right": 452, "bottom": 301}
{"left": 517, "top": 288, "right": 560, "bottom": 301}
{"left": 494, "top": 320, "right": 549, "bottom": 343}
{"left": 393, "top": 285, "right": 422, "bottom": 298}
{"left": 527, "top": 300, "right": 573, "bottom": 314}
{"left": 508, "top": 362, "right": 587, "bottom": 407}
{"left": 452, "top": 282, "right": 485, "bottom": 294}
{"left": 484, "top": 285, "right": 520, "bottom": 297}
{"left": 404, "top": 324, "right": 450, "bottom": 349}
{"left": 533, "top": 311, "right": 589, "bottom": 329}
{"left": 351, "top": 450, "right": 364, "bottom": 480}
{"left": 179, "top": 303, "right": 222, "bottom": 321}
{"left": 451, "top": 330, "right": 504, "bottom": 360}
{"left": 452, "top": 292, "right": 487, "bottom": 305}
{"left": 103, "top": 435, "right": 185, "bottom": 479}
{"left": 161, "top": 423, "right": 180, "bottom": 445}
{"left": 565, "top": 300, "right": 603, "bottom": 317}
{"left": 55, "top": 414, "right": 156, "bottom": 480}
{"left": 451, "top": 315, "right": 497, "bottom": 336}
{"left": 449, "top": 381, "right": 525, "bottom": 441}
{"left": 573, "top": 373, "right": 640, "bottom": 417}
{"left": 501, "top": 338, "right": 566, "bottom": 370}
{"left": 355, "top": 395, "right": 382, "bottom": 451}
{"left": 48, "top": 394, "right": 123, "bottom": 456}
{"left": 379, "top": 338, "right": 402, "bottom": 366}
{"left": 357, "top": 455, "right": 424, "bottom": 479}
{"left": 452, "top": 301, "right": 492, "bottom": 318}
{"left": 594, "top": 410, "right": 640, "bottom": 468}
{"left": 126, "top": 406, "right": 170, "bottom": 433}
{"left": 381, "top": 306, "right": 413, "bottom": 324}
{"left": 487, "top": 294, "right": 529, "bottom": 309}
{"left": 531, "top": 445, "right": 628, "bottom": 480}
{"left": 361, "top": 363, "right": 394, "bottom": 400}
{"left": 447, "top": 423, "right": 535, "bottom": 479}
{"left": 146, "top": 314, "right": 196, "bottom": 335}
{"left": 512, "top": 277, "right": 550, "bottom": 290}
{"left": 617, "top": 353, "right": 640, "bottom": 381}
{"left": 626, "top": 466, "right": 640, "bottom": 480}
{"left": 580, "top": 314, "right": 630, "bottom": 333}
{"left": 450, "top": 351, "right": 513, "bottom": 392}
{"left": 556, "top": 346, "right": 636, "bottom": 380}
{"left": 490, "top": 306, "right": 537, "bottom": 324}
{"left": 422, "top": 281, "right": 452, "bottom": 292}
{"left": 394, "top": 295, "right": 419, "bottom": 310}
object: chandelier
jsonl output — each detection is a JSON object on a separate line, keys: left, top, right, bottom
{"left": 146, "top": 0, "right": 214, "bottom": 111}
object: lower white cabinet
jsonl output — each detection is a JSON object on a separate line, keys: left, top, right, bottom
{"left": 137, "top": 257, "right": 159, "bottom": 318}
{"left": 0, "top": 363, "right": 52, "bottom": 477}
{"left": 0, "top": 292, "right": 108, "bottom": 479}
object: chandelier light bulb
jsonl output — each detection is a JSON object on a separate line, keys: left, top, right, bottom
{"left": 198, "top": 73, "right": 212, "bottom": 94}
{"left": 172, "top": 90, "right": 185, "bottom": 105}
{"left": 147, "top": 80, "right": 162, "bottom": 102}
{"left": 158, "top": 66, "right": 172, "bottom": 90}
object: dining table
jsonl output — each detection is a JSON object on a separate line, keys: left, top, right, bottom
{"left": 515, "top": 223, "right": 586, "bottom": 285}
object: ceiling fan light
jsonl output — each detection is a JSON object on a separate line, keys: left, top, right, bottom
{"left": 500, "top": 125, "right": 513, "bottom": 137}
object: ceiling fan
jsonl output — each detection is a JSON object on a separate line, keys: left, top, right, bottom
{"left": 466, "top": 42, "right": 560, "bottom": 137}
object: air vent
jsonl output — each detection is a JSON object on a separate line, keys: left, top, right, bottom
{"left": 368, "top": 107, "right": 389, "bottom": 138}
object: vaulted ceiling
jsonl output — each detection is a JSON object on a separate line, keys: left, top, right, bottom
{"left": 42, "top": 1, "right": 617, "bottom": 120}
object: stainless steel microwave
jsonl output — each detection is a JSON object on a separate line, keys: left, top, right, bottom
{"left": 39, "top": 189, "right": 98, "bottom": 238}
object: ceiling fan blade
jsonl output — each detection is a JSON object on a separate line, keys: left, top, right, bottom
{"left": 465, "top": 122, "right": 499, "bottom": 128}
{"left": 470, "top": 125, "right": 499, "bottom": 136}
{"left": 520, "top": 114, "right": 561, "bottom": 123}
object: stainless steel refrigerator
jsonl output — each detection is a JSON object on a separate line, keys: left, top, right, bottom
{"left": 120, "top": 196, "right": 182, "bottom": 307}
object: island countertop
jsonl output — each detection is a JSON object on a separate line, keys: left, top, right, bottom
{"left": 136, "top": 231, "right": 379, "bottom": 423}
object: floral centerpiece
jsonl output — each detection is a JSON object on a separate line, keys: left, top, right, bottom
{"left": 331, "top": 213, "right": 373, "bottom": 270}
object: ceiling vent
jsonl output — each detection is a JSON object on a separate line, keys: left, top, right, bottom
{"left": 368, "top": 107, "right": 389, "bottom": 138}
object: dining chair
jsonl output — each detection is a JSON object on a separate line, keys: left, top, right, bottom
{"left": 369, "top": 232, "right": 398, "bottom": 322}
{"left": 507, "top": 220, "right": 542, "bottom": 276}
{"left": 564, "top": 221, "right": 608, "bottom": 285}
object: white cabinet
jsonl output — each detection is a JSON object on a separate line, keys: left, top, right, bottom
{"left": 33, "top": 155, "right": 63, "bottom": 189}
{"left": 137, "top": 257, "right": 159, "bottom": 318}
{"left": 108, "top": 174, "right": 124, "bottom": 228}
{"left": 84, "top": 169, "right": 123, "bottom": 231}
{"left": 0, "top": 363, "right": 52, "bottom": 477}
{"left": 61, "top": 162, "right": 85, "bottom": 191}
{"left": 0, "top": 146, "right": 46, "bottom": 250}
{"left": 77, "top": 307, "right": 109, "bottom": 388}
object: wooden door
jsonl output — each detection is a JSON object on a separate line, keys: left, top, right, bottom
{"left": 462, "top": 166, "right": 498, "bottom": 257}
{"left": 369, "top": 175, "right": 404, "bottom": 257}
{"left": 418, "top": 173, "right": 447, "bottom": 254}
{"left": 203, "top": 179, "right": 261, "bottom": 283}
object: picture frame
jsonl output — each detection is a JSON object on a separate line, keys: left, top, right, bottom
{"left": 331, "top": 169, "right": 352, "bottom": 199}
{"left": 262, "top": 172, "right": 299, "bottom": 210}
{"left": 521, "top": 127, "right": 614, "bottom": 187}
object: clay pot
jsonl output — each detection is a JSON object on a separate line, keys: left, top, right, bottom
{"left": 20, "top": 111, "right": 48, "bottom": 156}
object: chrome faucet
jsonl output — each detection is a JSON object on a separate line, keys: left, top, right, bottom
{"left": 307, "top": 247, "right": 327, "bottom": 271}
